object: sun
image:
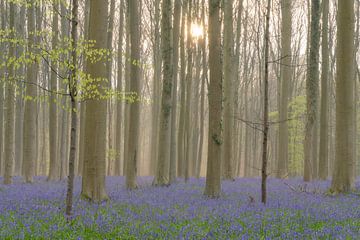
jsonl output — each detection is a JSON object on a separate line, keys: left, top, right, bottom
{"left": 191, "top": 23, "right": 204, "bottom": 38}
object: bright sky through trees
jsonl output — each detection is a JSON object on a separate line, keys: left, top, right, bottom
{"left": 191, "top": 22, "right": 204, "bottom": 39}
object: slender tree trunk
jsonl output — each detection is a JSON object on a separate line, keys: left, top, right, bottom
{"left": 277, "top": 0, "right": 292, "bottom": 179}
{"left": 154, "top": 0, "right": 173, "bottom": 186}
{"left": 3, "top": 1, "right": 16, "bottom": 185}
{"left": 222, "top": 0, "right": 235, "bottom": 180}
{"left": 115, "top": 0, "right": 124, "bottom": 176}
{"left": 184, "top": 0, "right": 193, "bottom": 182}
{"left": 261, "top": 0, "right": 271, "bottom": 205}
{"left": 106, "top": 0, "right": 116, "bottom": 176}
{"left": 48, "top": 1, "right": 60, "bottom": 181}
{"left": 150, "top": 0, "right": 162, "bottom": 176}
{"left": 78, "top": 0, "right": 90, "bottom": 177}
{"left": 14, "top": 5, "right": 25, "bottom": 177}
{"left": 0, "top": 0, "right": 5, "bottom": 176}
{"left": 66, "top": 0, "right": 78, "bottom": 217}
{"left": 204, "top": 0, "right": 222, "bottom": 198}
{"left": 23, "top": 1, "right": 37, "bottom": 183}
{"left": 177, "top": 1, "right": 187, "bottom": 178}
{"left": 304, "top": 0, "right": 321, "bottom": 182}
{"left": 318, "top": 0, "right": 329, "bottom": 180}
{"left": 331, "top": 0, "right": 355, "bottom": 193}
{"left": 126, "top": 0, "right": 141, "bottom": 189}
{"left": 169, "top": 0, "right": 181, "bottom": 183}
{"left": 59, "top": 2, "right": 70, "bottom": 180}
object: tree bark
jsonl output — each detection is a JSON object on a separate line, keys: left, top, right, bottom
{"left": 304, "top": 0, "right": 320, "bottom": 182}
{"left": 48, "top": 1, "right": 60, "bottom": 181}
{"left": 81, "top": 0, "right": 109, "bottom": 202}
{"left": 331, "top": 0, "right": 355, "bottom": 193}
{"left": 169, "top": 0, "right": 181, "bottom": 183}
{"left": 115, "top": 0, "right": 124, "bottom": 176}
{"left": 154, "top": 0, "right": 173, "bottom": 186}
{"left": 261, "top": 0, "right": 271, "bottom": 205}
{"left": 222, "top": 0, "right": 235, "bottom": 180}
{"left": 66, "top": 0, "right": 78, "bottom": 216}
{"left": 23, "top": 1, "right": 37, "bottom": 183}
{"left": 126, "top": 0, "right": 141, "bottom": 190}
{"left": 204, "top": 0, "right": 222, "bottom": 198}
{"left": 318, "top": 0, "right": 329, "bottom": 180}
{"left": 277, "top": 0, "right": 292, "bottom": 179}
{"left": 3, "top": 1, "right": 16, "bottom": 185}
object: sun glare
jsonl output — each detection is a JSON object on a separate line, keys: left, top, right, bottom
{"left": 191, "top": 23, "right": 204, "bottom": 39}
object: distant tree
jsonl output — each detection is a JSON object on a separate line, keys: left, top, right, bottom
{"left": 0, "top": 0, "right": 5, "bottom": 177}
{"left": 184, "top": 0, "right": 193, "bottom": 182}
{"left": 304, "top": 0, "right": 321, "bottom": 182}
{"left": 154, "top": 0, "right": 173, "bottom": 186}
{"left": 222, "top": 0, "right": 235, "bottom": 181}
{"left": 169, "top": 0, "right": 181, "bottom": 183}
{"left": 318, "top": 0, "right": 329, "bottom": 180}
{"left": 177, "top": 0, "right": 188, "bottom": 179}
{"left": 23, "top": 1, "right": 37, "bottom": 183}
{"left": 48, "top": 1, "right": 60, "bottom": 181}
{"left": 277, "top": 0, "right": 292, "bottom": 179}
{"left": 125, "top": 0, "right": 141, "bottom": 190}
{"left": 150, "top": 0, "right": 162, "bottom": 177}
{"left": 3, "top": 0, "right": 16, "bottom": 185}
{"left": 331, "top": 0, "right": 355, "bottom": 193}
{"left": 115, "top": 0, "right": 125, "bottom": 176}
{"left": 81, "top": 0, "right": 109, "bottom": 202}
{"left": 204, "top": 0, "right": 222, "bottom": 198}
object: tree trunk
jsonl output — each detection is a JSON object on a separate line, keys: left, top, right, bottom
{"left": 115, "top": 0, "right": 124, "bottom": 176}
{"left": 261, "top": 0, "right": 271, "bottom": 205}
{"left": 222, "top": 0, "right": 235, "bottom": 180}
{"left": 0, "top": 0, "right": 5, "bottom": 176}
{"left": 277, "top": 0, "right": 292, "bottom": 179}
{"left": 331, "top": 0, "right": 355, "bottom": 193}
{"left": 48, "top": 1, "right": 60, "bottom": 181}
{"left": 3, "top": 1, "right": 16, "bottom": 185}
{"left": 304, "top": 0, "right": 321, "bottom": 182}
{"left": 154, "top": 0, "right": 173, "bottom": 186}
{"left": 23, "top": 1, "right": 37, "bottom": 183}
{"left": 126, "top": 0, "right": 141, "bottom": 190}
{"left": 150, "top": 0, "right": 162, "bottom": 177}
{"left": 169, "top": 0, "right": 181, "bottom": 183}
{"left": 81, "top": 0, "right": 109, "bottom": 202}
{"left": 177, "top": 0, "right": 187, "bottom": 178}
{"left": 66, "top": 0, "right": 78, "bottom": 216}
{"left": 184, "top": 0, "right": 193, "bottom": 182}
{"left": 318, "top": 0, "right": 330, "bottom": 180}
{"left": 204, "top": 0, "right": 222, "bottom": 198}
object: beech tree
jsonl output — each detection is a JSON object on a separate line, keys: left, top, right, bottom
{"left": 331, "top": 0, "right": 355, "bottom": 193}
{"left": 277, "top": 0, "right": 292, "bottom": 179}
{"left": 318, "top": 0, "right": 329, "bottom": 180}
{"left": 125, "top": 0, "right": 141, "bottom": 190}
{"left": 222, "top": 0, "right": 235, "bottom": 181}
{"left": 3, "top": 0, "right": 16, "bottom": 185}
{"left": 204, "top": 0, "right": 222, "bottom": 198}
{"left": 304, "top": 0, "right": 321, "bottom": 182}
{"left": 154, "top": 0, "right": 173, "bottom": 186}
{"left": 23, "top": 1, "right": 37, "bottom": 183}
{"left": 81, "top": 0, "right": 109, "bottom": 202}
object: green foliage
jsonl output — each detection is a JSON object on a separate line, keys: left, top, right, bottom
{"left": 288, "top": 95, "right": 306, "bottom": 176}
{"left": 0, "top": 1, "right": 152, "bottom": 111}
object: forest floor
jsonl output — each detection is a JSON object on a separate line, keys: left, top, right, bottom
{"left": 0, "top": 177, "right": 360, "bottom": 239}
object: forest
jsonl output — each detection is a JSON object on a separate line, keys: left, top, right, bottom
{"left": 0, "top": 0, "right": 360, "bottom": 239}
